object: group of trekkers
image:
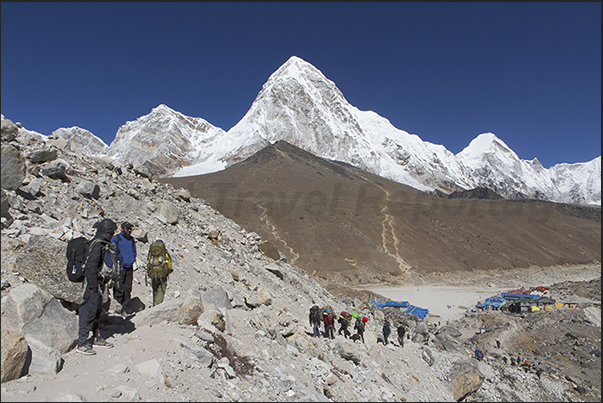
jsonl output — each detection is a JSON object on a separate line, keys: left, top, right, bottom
{"left": 309, "top": 305, "right": 407, "bottom": 347}
{"left": 309, "top": 305, "right": 368, "bottom": 342}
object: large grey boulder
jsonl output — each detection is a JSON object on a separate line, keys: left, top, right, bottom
{"left": 132, "top": 289, "right": 203, "bottom": 327}
{"left": 75, "top": 180, "right": 100, "bottom": 199}
{"left": 2, "top": 283, "right": 78, "bottom": 354}
{"left": 37, "top": 159, "right": 69, "bottom": 180}
{"left": 1, "top": 117, "right": 19, "bottom": 142}
{"left": 157, "top": 200, "right": 179, "bottom": 225}
{"left": 437, "top": 325, "right": 462, "bottom": 338}
{"left": 1, "top": 144, "right": 27, "bottom": 190}
{"left": 449, "top": 359, "right": 485, "bottom": 401}
{"left": 26, "top": 147, "right": 58, "bottom": 164}
{"left": 202, "top": 286, "right": 232, "bottom": 310}
{"left": 15, "top": 235, "right": 83, "bottom": 305}
{"left": 25, "top": 336, "right": 63, "bottom": 376}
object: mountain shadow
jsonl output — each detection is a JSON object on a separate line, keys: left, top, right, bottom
{"left": 161, "top": 141, "right": 601, "bottom": 291}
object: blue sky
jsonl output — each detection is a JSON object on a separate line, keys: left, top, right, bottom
{"left": 1, "top": 2, "right": 600, "bottom": 168}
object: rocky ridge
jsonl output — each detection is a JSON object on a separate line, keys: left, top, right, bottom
{"left": 1, "top": 117, "right": 601, "bottom": 402}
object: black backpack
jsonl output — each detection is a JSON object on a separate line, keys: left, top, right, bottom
{"left": 66, "top": 237, "right": 90, "bottom": 282}
{"left": 66, "top": 237, "right": 119, "bottom": 284}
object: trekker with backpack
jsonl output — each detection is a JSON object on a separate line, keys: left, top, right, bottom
{"left": 397, "top": 324, "right": 406, "bottom": 347}
{"left": 382, "top": 320, "right": 391, "bottom": 345}
{"left": 309, "top": 305, "right": 321, "bottom": 337}
{"left": 111, "top": 221, "right": 137, "bottom": 315}
{"left": 354, "top": 317, "right": 366, "bottom": 343}
{"left": 337, "top": 314, "right": 351, "bottom": 339}
{"left": 322, "top": 312, "right": 335, "bottom": 339}
{"left": 147, "top": 239, "right": 172, "bottom": 306}
{"left": 77, "top": 218, "right": 117, "bottom": 355}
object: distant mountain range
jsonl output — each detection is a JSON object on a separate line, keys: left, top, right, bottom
{"left": 3, "top": 56, "right": 600, "bottom": 206}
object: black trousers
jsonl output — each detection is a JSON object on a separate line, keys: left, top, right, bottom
{"left": 338, "top": 326, "right": 350, "bottom": 338}
{"left": 113, "top": 266, "right": 133, "bottom": 306}
{"left": 78, "top": 286, "right": 103, "bottom": 346}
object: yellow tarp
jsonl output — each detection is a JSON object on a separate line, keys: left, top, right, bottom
{"left": 554, "top": 302, "right": 563, "bottom": 307}
{"left": 530, "top": 306, "right": 540, "bottom": 312}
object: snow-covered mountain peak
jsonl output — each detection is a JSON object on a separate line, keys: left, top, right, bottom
{"left": 458, "top": 132, "right": 517, "bottom": 159}
{"left": 272, "top": 56, "right": 322, "bottom": 80}
{"left": 106, "top": 104, "right": 226, "bottom": 172}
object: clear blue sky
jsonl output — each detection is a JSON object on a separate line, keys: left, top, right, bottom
{"left": 2, "top": 2, "right": 600, "bottom": 168}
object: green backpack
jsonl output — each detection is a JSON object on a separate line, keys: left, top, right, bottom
{"left": 147, "top": 240, "right": 171, "bottom": 280}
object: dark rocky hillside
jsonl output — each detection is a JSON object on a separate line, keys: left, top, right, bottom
{"left": 162, "top": 141, "right": 601, "bottom": 295}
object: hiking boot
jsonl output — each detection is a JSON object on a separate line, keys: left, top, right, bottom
{"left": 93, "top": 337, "right": 114, "bottom": 349}
{"left": 76, "top": 344, "right": 96, "bottom": 355}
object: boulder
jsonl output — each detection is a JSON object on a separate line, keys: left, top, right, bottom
{"left": 1, "top": 144, "right": 27, "bottom": 190}
{"left": 74, "top": 180, "right": 100, "bottom": 199}
{"left": 2, "top": 283, "right": 78, "bottom": 353}
{"left": 202, "top": 286, "right": 232, "bottom": 310}
{"left": 157, "top": 200, "right": 179, "bottom": 225}
{"left": 422, "top": 347, "right": 435, "bottom": 366}
{"left": 37, "top": 159, "right": 69, "bottom": 180}
{"left": 449, "top": 359, "right": 485, "bottom": 401}
{"left": 174, "top": 188, "right": 191, "bottom": 202}
{"left": 24, "top": 336, "right": 63, "bottom": 376}
{"left": 132, "top": 289, "right": 203, "bottom": 327}
{"left": 1, "top": 117, "right": 19, "bottom": 142}
{"left": 15, "top": 235, "right": 83, "bottom": 305}
{"left": 26, "top": 147, "right": 58, "bottom": 164}
{"left": 1, "top": 329, "right": 29, "bottom": 383}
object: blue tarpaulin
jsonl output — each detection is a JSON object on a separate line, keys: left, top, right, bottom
{"left": 477, "top": 296, "right": 506, "bottom": 309}
{"left": 370, "top": 299, "right": 428, "bottom": 319}
{"left": 404, "top": 305, "right": 429, "bottom": 319}
{"left": 500, "top": 293, "right": 540, "bottom": 300}
{"left": 370, "top": 300, "right": 410, "bottom": 308}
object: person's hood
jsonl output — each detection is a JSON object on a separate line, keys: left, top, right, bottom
{"left": 95, "top": 218, "right": 117, "bottom": 242}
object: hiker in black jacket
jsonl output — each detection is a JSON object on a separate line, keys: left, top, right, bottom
{"left": 383, "top": 320, "right": 391, "bottom": 345}
{"left": 338, "top": 315, "right": 350, "bottom": 339}
{"left": 309, "top": 306, "right": 321, "bottom": 337}
{"left": 397, "top": 324, "right": 405, "bottom": 347}
{"left": 77, "top": 218, "right": 117, "bottom": 355}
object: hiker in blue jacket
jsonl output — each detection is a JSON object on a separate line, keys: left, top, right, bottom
{"left": 111, "top": 221, "right": 137, "bottom": 315}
